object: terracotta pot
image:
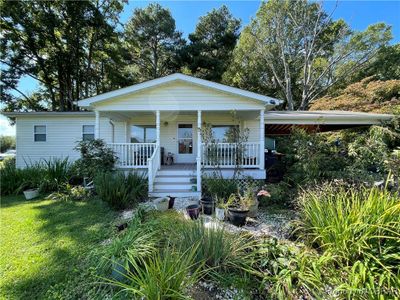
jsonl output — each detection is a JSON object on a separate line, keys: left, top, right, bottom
{"left": 23, "top": 189, "right": 39, "bottom": 200}
{"left": 228, "top": 208, "right": 249, "bottom": 227}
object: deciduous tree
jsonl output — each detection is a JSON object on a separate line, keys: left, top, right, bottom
{"left": 1, "top": 0, "right": 126, "bottom": 111}
{"left": 225, "top": 0, "right": 392, "bottom": 110}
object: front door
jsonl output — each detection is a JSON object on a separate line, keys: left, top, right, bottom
{"left": 176, "top": 123, "right": 195, "bottom": 163}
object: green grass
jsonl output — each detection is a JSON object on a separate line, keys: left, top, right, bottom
{"left": 0, "top": 195, "right": 117, "bottom": 300}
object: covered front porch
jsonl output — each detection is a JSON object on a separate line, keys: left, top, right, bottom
{"left": 93, "top": 109, "right": 266, "bottom": 195}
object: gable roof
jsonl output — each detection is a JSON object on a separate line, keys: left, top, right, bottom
{"left": 77, "top": 73, "right": 283, "bottom": 108}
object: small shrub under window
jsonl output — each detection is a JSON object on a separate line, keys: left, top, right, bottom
{"left": 74, "top": 139, "right": 117, "bottom": 179}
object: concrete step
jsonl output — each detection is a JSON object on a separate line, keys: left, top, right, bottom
{"left": 157, "top": 170, "right": 195, "bottom": 176}
{"left": 154, "top": 182, "right": 195, "bottom": 191}
{"left": 154, "top": 175, "right": 193, "bottom": 183}
{"left": 149, "top": 190, "right": 201, "bottom": 198}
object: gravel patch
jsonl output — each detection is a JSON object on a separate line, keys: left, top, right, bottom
{"left": 118, "top": 199, "right": 296, "bottom": 240}
{"left": 190, "top": 280, "right": 244, "bottom": 300}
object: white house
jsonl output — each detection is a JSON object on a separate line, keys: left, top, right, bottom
{"left": 2, "top": 73, "right": 393, "bottom": 198}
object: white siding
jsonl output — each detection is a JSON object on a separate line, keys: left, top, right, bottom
{"left": 15, "top": 116, "right": 112, "bottom": 168}
{"left": 245, "top": 119, "right": 261, "bottom": 143}
{"left": 94, "top": 81, "right": 265, "bottom": 111}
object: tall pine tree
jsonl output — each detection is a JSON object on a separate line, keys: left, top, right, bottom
{"left": 182, "top": 5, "right": 241, "bottom": 82}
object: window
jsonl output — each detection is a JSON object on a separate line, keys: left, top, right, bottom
{"left": 131, "top": 125, "right": 156, "bottom": 143}
{"left": 82, "top": 125, "right": 95, "bottom": 141}
{"left": 34, "top": 125, "right": 46, "bottom": 142}
{"left": 265, "top": 137, "right": 276, "bottom": 151}
{"left": 211, "top": 125, "right": 238, "bottom": 142}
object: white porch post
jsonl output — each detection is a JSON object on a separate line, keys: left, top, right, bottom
{"left": 156, "top": 110, "right": 160, "bottom": 147}
{"left": 156, "top": 110, "right": 161, "bottom": 170}
{"left": 125, "top": 121, "right": 128, "bottom": 142}
{"left": 259, "top": 109, "right": 265, "bottom": 170}
{"left": 95, "top": 110, "right": 100, "bottom": 139}
{"left": 197, "top": 110, "right": 202, "bottom": 193}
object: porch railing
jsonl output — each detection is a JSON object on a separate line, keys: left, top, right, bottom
{"left": 201, "top": 142, "right": 260, "bottom": 168}
{"left": 108, "top": 143, "right": 156, "bottom": 168}
{"left": 147, "top": 145, "right": 160, "bottom": 192}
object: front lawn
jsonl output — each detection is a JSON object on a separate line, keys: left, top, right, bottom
{"left": 0, "top": 195, "right": 117, "bottom": 300}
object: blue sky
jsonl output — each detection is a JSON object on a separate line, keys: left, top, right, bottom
{"left": 1, "top": 0, "right": 399, "bottom": 136}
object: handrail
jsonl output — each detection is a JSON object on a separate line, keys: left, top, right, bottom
{"left": 201, "top": 142, "right": 260, "bottom": 168}
{"left": 108, "top": 143, "right": 156, "bottom": 168}
{"left": 147, "top": 145, "right": 160, "bottom": 193}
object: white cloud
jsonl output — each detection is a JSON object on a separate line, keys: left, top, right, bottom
{"left": 0, "top": 115, "right": 16, "bottom": 136}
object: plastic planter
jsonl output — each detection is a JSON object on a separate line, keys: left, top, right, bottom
{"left": 23, "top": 189, "right": 39, "bottom": 200}
{"left": 186, "top": 204, "right": 200, "bottom": 220}
{"left": 228, "top": 208, "right": 249, "bottom": 227}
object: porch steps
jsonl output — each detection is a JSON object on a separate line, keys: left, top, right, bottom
{"left": 154, "top": 175, "right": 191, "bottom": 183}
{"left": 149, "top": 168, "right": 200, "bottom": 199}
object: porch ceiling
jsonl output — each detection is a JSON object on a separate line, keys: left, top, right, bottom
{"left": 101, "top": 110, "right": 261, "bottom": 122}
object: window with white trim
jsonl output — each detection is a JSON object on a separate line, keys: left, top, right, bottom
{"left": 34, "top": 125, "right": 46, "bottom": 142}
{"left": 211, "top": 125, "right": 238, "bottom": 142}
{"left": 82, "top": 125, "right": 95, "bottom": 141}
{"left": 130, "top": 125, "right": 156, "bottom": 143}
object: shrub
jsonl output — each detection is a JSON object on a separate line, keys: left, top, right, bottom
{"left": 0, "top": 135, "right": 15, "bottom": 153}
{"left": 94, "top": 171, "right": 147, "bottom": 210}
{"left": 277, "top": 121, "right": 400, "bottom": 187}
{"left": 252, "top": 238, "right": 333, "bottom": 299}
{"left": 202, "top": 174, "right": 238, "bottom": 200}
{"left": 260, "top": 182, "right": 293, "bottom": 207}
{"left": 1, "top": 158, "right": 21, "bottom": 195}
{"left": 296, "top": 185, "right": 400, "bottom": 298}
{"left": 1, "top": 158, "right": 73, "bottom": 195}
{"left": 0, "top": 158, "right": 44, "bottom": 195}
{"left": 46, "top": 184, "right": 91, "bottom": 201}
{"left": 74, "top": 139, "right": 116, "bottom": 179}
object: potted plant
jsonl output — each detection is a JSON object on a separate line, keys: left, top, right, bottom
{"left": 226, "top": 193, "right": 249, "bottom": 227}
{"left": 186, "top": 204, "right": 200, "bottom": 220}
{"left": 20, "top": 180, "right": 40, "bottom": 200}
{"left": 154, "top": 197, "right": 169, "bottom": 211}
{"left": 243, "top": 185, "right": 259, "bottom": 218}
{"left": 215, "top": 196, "right": 225, "bottom": 221}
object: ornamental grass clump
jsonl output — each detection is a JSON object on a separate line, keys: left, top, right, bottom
{"left": 176, "top": 220, "right": 256, "bottom": 275}
{"left": 94, "top": 171, "right": 147, "bottom": 209}
{"left": 108, "top": 245, "right": 204, "bottom": 300}
{"left": 296, "top": 185, "right": 400, "bottom": 297}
